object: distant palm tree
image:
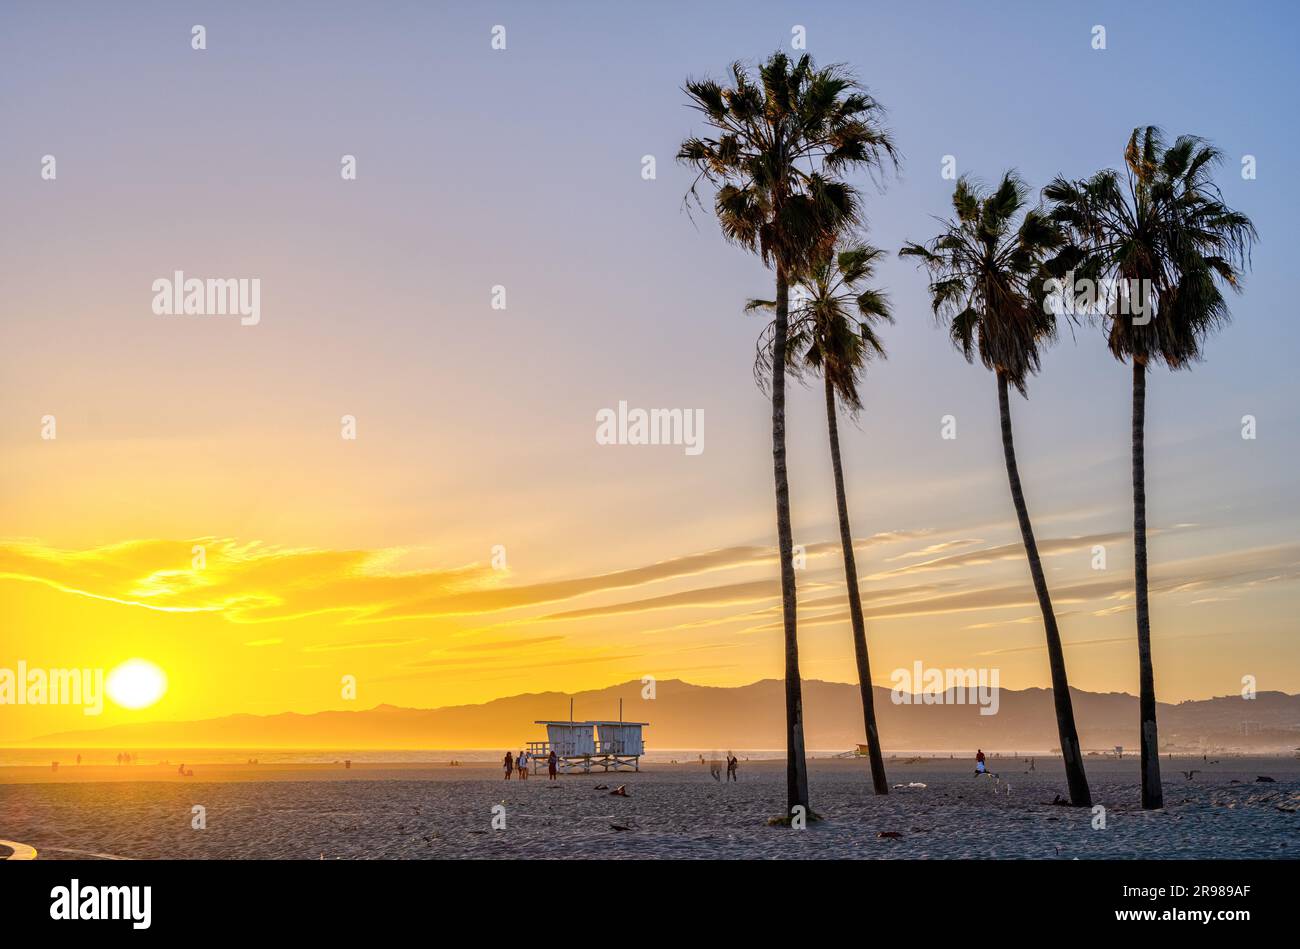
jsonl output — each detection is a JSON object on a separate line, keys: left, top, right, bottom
{"left": 679, "top": 53, "right": 897, "bottom": 818}
{"left": 749, "top": 241, "right": 893, "bottom": 795}
{"left": 1044, "top": 128, "right": 1256, "bottom": 810}
{"left": 901, "top": 172, "right": 1093, "bottom": 806}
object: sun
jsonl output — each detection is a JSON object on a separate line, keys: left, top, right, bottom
{"left": 105, "top": 659, "right": 168, "bottom": 710}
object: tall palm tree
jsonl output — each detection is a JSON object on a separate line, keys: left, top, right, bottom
{"left": 678, "top": 53, "right": 897, "bottom": 818}
{"left": 1044, "top": 128, "right": 1256, "bottom": 810}
{"left": 750, "top": 241, "right": 893, "bottom": 795}
{"left": 901, "top": 172, "right": 1093, "bottom": 806}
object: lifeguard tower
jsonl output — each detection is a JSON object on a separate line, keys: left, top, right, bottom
{"left": 533, "top": 719, "right": 595, "bottom": 760}
{"left": 526, "top": 699, "right": 647, "bottom": 774}
{"left": 590, "top": 719, "right": 646, "bottom": 771}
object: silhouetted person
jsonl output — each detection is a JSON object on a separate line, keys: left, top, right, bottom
{"left": 548, "top": 749, "right": 558, "bottom": 780}
{"left": 503, "top": 751, "right": 513, "bottom": 780}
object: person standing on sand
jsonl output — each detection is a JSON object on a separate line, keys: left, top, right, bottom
{"left": 548, "top": 749, "right": 558, "bottom": 780}
{"left": 726, "top": 753, "right": 738, "bottom": 782}
{"left": 518, "top": 751, "right": 529, "bottom": 780}
{"left": 975, "top": 749, "right": 986, "bottom": 774}
{"left": 503, "top": 751, "right": 513, "bottom": 780}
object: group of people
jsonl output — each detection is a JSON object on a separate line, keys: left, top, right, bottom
{"left": 503, "top": 749, "right": 560, "bottom": 781}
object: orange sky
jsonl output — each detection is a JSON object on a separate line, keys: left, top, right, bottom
{"left": 3, "top": 515, "right": 1297, "bottom": 741}
{"left": 3, "top": 3, "right": 1298, "bottom": 743}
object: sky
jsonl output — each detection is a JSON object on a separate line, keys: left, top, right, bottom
{"left": 2, "top": 1, "right": 1297, "bottom": 741}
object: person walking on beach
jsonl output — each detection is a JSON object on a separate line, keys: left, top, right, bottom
{"left": 503, "top": 751, "right": 513, "bottom": 780}
{"left": 548, "top": 749, "right": 558, "bottom": 780}
{"left": 517, "top": 750, "right": 529, "bottom": 780}
{"left": 975, "top": 749, "right": 987, "bottom": 774}
{"left": 726, "top": 752, "right": 738, "bottom": 782}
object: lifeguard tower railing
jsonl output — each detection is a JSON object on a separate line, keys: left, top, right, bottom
{"left": 526, "top": 739, "right": 582, "bottom": 756}
{"left": 524, "top": 736, "right": 635, "bottom": 755}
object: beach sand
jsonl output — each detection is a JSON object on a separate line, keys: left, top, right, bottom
{"left": 2, "top": 754, "right": 1295, "bottom": 859}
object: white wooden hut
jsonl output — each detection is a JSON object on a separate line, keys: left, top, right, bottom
{"left": 592, "top": 720, "right": 648, "bottom": 771}
{"left": 535, "top": 720, "right": 595, "bottom": 757}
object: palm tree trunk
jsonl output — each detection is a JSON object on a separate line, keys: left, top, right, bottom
{"left": 773, "top": 265, "right": 810, "bottom": 817}
{"left": 823, "top": 373, "right": 888, "bottom": 794}
{"left": 1132, "top": 359, "right": 1163, "bottom": 809}
{"left": 996, "top": 372, "right": 1092, "bottom": 806}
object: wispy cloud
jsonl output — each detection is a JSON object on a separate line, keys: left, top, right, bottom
{"left": 871, "top": 532, "right": 1132, "bottom": 578}
{"left": 884, "top": 538, "right": 984, "bottom": 562}
{"left": 0, "top": 533, "right": 920, "bottom": 628}
{"left": 748, "top": 543, "right": 1300, "bottom": 631}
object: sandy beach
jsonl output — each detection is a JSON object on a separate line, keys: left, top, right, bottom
{"left": 2, "top": 754, "right": 1294, "bottom": 860}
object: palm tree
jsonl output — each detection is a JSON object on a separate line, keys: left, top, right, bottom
{"left": 901, "top": 172, "right": 1093, "bottom": 806}
{"left": 678, "top": 53, "right": 897, "bottom": 818}
{"left": 1044, "top": 128, "right": 1256, "bottom": 810}
{"left": 750, "top": 241, "right": 893, "bottom": 795}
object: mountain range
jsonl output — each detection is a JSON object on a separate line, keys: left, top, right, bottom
{"left": 22, "top": 679, "right": 1300, "bottom": 753}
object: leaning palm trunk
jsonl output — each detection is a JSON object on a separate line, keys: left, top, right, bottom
{"left": 996, "top": 373, "right": 1092, "bottom": 806}
{"left": 1131, "top": 359, "right": 1163, "bottom": 809}
{"left": 773, "top": 267, "right": 811, "bottom": 815}
{"left": 823, "top": 373, "right": 888, "bottom": 794}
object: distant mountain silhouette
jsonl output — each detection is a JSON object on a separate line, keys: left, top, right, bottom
{"left": 24, "top": 679, "right": 1300, "bottom": 752}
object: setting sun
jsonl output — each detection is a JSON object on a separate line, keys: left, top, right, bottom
{"left": 105, "top": 659, "right": 168, "bottom": 710}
